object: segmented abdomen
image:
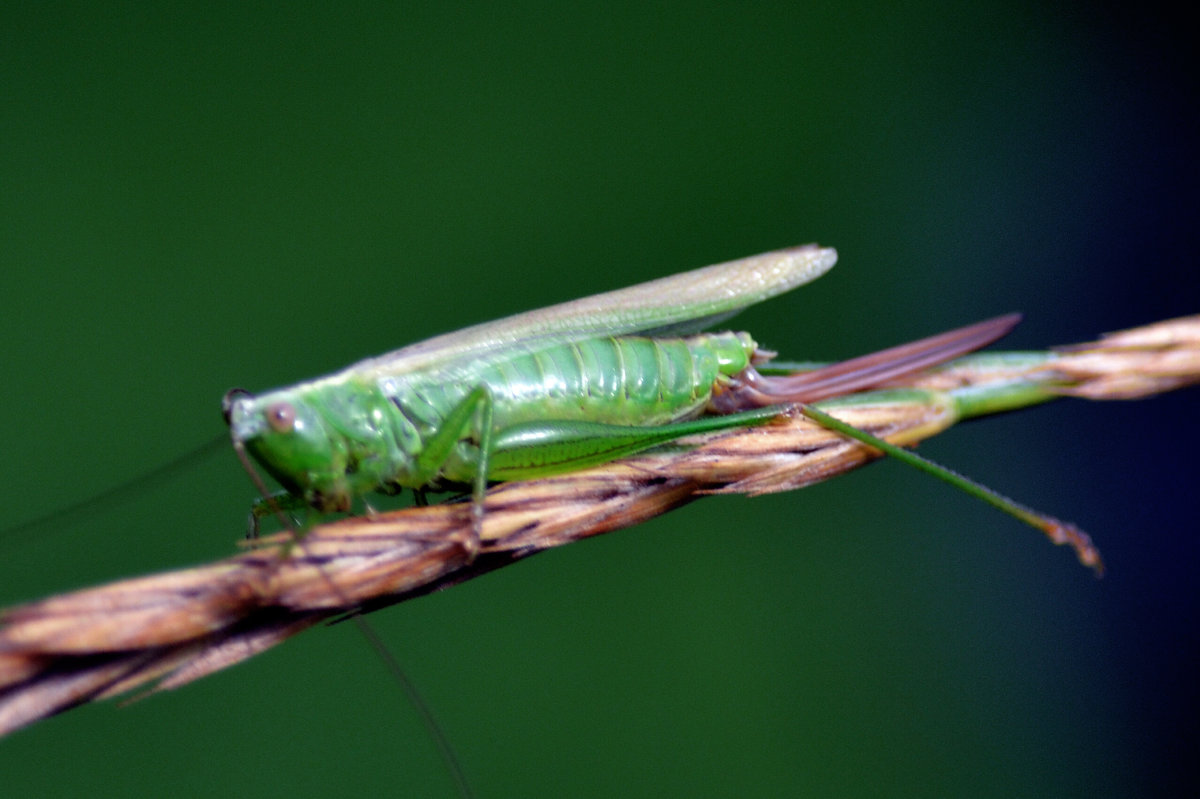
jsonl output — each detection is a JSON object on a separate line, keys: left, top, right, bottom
{"left": 391, "top": 332, "right": 756, "bottom": 431}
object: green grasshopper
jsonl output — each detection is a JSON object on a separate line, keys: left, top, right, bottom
{"left": 222, "top": 244, "right": 1029, "bottom": 552}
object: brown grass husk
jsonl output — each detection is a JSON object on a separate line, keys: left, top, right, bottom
{"left": 1, "top": 314, "right": 1198, "bottom": 736}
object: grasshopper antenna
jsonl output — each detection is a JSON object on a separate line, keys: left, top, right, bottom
{"left": 0, "top": 435, "right": 228, "bottom": 548}
{"left": 225, "top": 393, "right": 474, "bottom": 799}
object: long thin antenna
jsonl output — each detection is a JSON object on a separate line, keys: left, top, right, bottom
{"left": 1, "top": 435, "right": 228, "bottom": 547}
{"left": 230, "top": 436, "right": 475, "bottom": 799}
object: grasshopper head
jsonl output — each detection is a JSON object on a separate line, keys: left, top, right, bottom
{"left": 223, "top": 387, "right": 353, "bottom": 511}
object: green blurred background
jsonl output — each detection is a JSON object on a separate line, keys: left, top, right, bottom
{"left": 2, "top": 3, "right": 1195, "bottom": 796}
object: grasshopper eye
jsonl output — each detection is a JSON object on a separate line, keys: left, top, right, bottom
{"left": 265, "top": 402, "right": 296, "bottom": 433}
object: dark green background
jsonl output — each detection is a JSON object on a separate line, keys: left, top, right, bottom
{"left": 2, "top": 3, "right": 1195, "bottom": 796}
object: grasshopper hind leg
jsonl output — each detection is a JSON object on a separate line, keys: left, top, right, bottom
{"left": 712, "top": 313, "right": 1103, "bottom": 573}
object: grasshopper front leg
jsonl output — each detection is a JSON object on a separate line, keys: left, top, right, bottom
{"left": 248, "top": 490, "right": 309, "bottom": 538}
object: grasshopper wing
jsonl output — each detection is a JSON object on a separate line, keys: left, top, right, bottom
{"left": 355, "top": 245, "right": 837, "bottom": 380}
